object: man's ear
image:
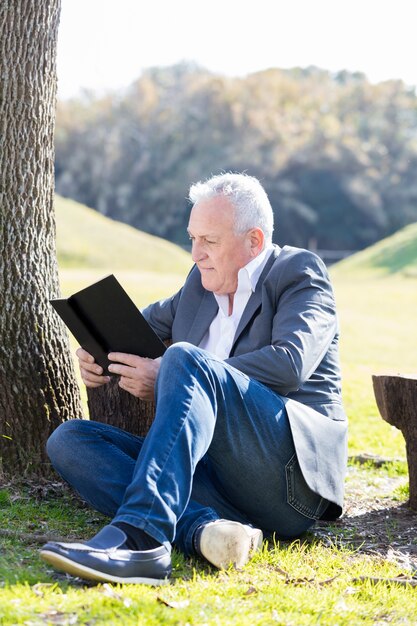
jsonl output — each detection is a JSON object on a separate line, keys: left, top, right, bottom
{"left": 249, "top": 228, "right": 265, "bottom": 256}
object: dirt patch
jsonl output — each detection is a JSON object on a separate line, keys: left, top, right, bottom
{"left": 315, "top": 464, "right": 417, "bottom": 572}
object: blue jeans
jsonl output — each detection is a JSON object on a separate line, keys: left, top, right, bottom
{"left": 47, "top": 343, "right": 328, "bottom": 555}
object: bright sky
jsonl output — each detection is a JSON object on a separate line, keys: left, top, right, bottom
{"left": 57, "top": 0, "right": 417, "bottom": 100}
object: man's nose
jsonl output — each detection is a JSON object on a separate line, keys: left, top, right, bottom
{"left": 191, "top": 241, "right": 206, "bottom": 263}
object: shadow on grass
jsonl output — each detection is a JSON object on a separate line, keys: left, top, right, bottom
{"left": 2, "top": 477, "right": 417, "bottom": 588}
{"left": 313, "top": 501, "right": 417, "bottom": 564}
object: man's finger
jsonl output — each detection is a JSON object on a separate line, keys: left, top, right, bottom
{"left": 108, "top": 352, "right": 145, "bottom": 367}
{"left": 118, "top": 377, "right": 134, "bottom": 389}
{"left": 108, "top": 362, "right": 137, "bottom": 378}
{"left": 76, "top": 347, "right": 95, "bottom": 363}
{"left": 81, "top": 367, "right": 110, "bottom": 384}
{"left": 79, "top": 360, "right": 104, "bottom": 375}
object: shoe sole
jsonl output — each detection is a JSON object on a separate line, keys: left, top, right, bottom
{"left": 200, "top": 524, "right": 263, "bottom": 569}
{"left": 40, "top": 549, "right": 170, "bottom": 585}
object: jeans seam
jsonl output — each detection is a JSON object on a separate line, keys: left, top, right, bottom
{"left": 97, "top": 427, "right": 143, "bottom": 472}
{"left": 90, "top": 422, "right": 143, "bottom": 443}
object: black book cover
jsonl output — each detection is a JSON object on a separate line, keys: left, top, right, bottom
{"left": 50, "top": 274, "right": 166, "bottom": 374}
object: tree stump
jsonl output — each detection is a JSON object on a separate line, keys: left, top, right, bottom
{"left": 87, "top": 378, "right": 155, "bottom": 437}
{"left": 372, "top": 374, "right": 417, "bottom": 510}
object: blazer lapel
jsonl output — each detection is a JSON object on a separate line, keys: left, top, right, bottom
{"left": 186, "top": 290, "right": 218, "bottom": 346}
{"left": 230, "top": 247, "right": 280, "bottom": 355}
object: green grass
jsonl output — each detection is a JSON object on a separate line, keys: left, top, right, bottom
{"left": 1, "top": 484, "right": 417, "bottom": 625}
{"left": 55, "top": 195, "right": 192, "bottom": 276}
{"left": 331, "top": 222, "right": 417, "bottom": 459}
{"left": 331, "top": 273, "right": 416, "bottom": 458}
{"left": 333, "top": 221, "right": 417, "bottom": 278}
{"left": 1, "top": 209, "right": 417, "bottom": 624}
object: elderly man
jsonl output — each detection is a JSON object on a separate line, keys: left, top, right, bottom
{"left": 41, "top": 173, "right": 347, "bottom": 585}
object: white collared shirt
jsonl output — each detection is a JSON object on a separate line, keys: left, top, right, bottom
{"left": 199, "top": 245, "right": 274, "bottom": 359}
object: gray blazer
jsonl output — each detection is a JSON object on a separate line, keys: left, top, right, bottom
{"left": 143, "top": 245, "right": 348, "bottom": 519}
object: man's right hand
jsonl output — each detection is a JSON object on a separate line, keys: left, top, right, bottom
{"left": 76, "top": 347, "right": 111, "bottom": 388}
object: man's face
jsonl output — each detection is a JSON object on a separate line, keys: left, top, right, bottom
{"left": 187, "top": 196, "right": 254, "bottom": 295}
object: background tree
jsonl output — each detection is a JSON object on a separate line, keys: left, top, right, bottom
{"left": 55, "top": 64, "right": 417, "bottom": 253}
{"left": 0, "top": 0, "right": 83, "bottom": 475}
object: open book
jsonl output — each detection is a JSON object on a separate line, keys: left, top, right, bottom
{"left": 50, "top": 274, "right": 166, "bottom": 374}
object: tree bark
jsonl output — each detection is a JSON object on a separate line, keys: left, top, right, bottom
{"left": 87, "top": 380, "right": 156, "bottom": 437}
{"left": 0, "top": 0, "right": 83, "bottom": 475}
{"left": 87, "top": 341, "right": 174, "bottom": 435}
{"left": 372, "top": 374, "right": 417, "bottom": 510}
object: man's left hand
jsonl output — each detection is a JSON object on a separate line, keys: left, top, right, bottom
{"left": 108, "top": 353, "right": 162, "bottom": 401}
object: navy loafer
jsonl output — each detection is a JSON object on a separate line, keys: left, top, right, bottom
{"left": 40, "top": 525, "right": 171, "bottom": 585}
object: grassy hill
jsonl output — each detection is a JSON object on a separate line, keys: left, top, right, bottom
{"left": 55, "top": 195, "right": 192, "bottom": 275}
{"left": 329, "top": 222, "right": 417, "bottom": 459}
{"left": 332, "top": 221, "right": 417, "bottom": 278}
{"left": 55, "top": 195, "right": 192, "bottom": 306}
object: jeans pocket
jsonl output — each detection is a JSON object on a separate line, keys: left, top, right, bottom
{"left": 285, "top": 453, "right": 329, "bottom": 520}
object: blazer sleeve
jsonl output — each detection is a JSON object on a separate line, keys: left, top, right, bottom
{"left": 225, "top": 251, "right": 339, "bottom": 396}
{"left": 141, "top": 289, "right": 182, "bottom": 341}
{"left": 141, "top": 265, "right": 200, "bottom": 341}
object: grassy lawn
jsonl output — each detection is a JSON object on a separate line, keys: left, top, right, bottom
{"left": 1, "top": 475, "right": 416, "bottom": 625}
{"left": 1, "top": 207, "right": 416, "bottom": 624}
{"left": 332, "top": 272, "right": 416, "bottom": 459}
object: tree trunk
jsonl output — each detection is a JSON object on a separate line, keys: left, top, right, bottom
{"left": 87, "top": 380, "right": 156, "bottom": 437}
{"left": 372, "top": 374, "right": 417, "bottom": 510}
{"left": 0, "top": 0, "right": 83, "bottom": 476}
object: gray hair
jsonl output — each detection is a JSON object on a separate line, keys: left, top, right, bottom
{"left": 189, "top": 173, "right": 274, "bottom": 244}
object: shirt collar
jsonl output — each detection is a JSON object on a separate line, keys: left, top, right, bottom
{"left": 238, "top": 243, "right": 274, "bottom": 292}
{"left": 213, "top": 244, "right": 274, "bottom": 315}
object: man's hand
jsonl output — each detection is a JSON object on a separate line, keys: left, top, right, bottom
{"left": 76, "top": 347, "right": 111, "bottom": 388}
{"left": 108, "top": 352, "right": 162, "bottom": 401}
